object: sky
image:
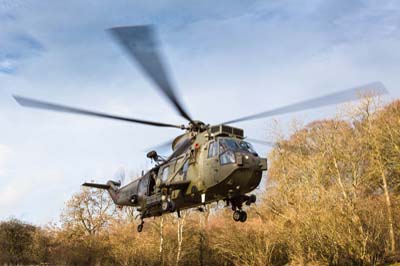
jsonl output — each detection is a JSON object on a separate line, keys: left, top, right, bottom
{"left": 0, "top": 0, "right": 399, "bottom": 224}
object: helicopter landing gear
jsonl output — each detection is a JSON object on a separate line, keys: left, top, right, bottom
{"left": 232, "top": 210, "right": 247, "bottom": 222}
{"left": 233, "top": 210, "right": 241, "bottom": 221}
{"left": 228, "top": 194, "right": 254, "bottom": 223}
{"left": 137, "top": 220, "right": 144, "bottom": 233}
{"left": 161, "top": 200, "right": 176, "bottom": 212}
{"left": 239, "top": 210, "right": 247, "bottom": 222}
{"left": 245, "top": 194, "right": 256, "bottom": 206}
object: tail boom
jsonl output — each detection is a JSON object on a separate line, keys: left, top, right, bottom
{"left": 82, "top": 182, "right": 110, "bottom": 189}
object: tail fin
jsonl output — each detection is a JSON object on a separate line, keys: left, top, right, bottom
{"left": 82, "top": 181, "right": 120, "bottom": 204}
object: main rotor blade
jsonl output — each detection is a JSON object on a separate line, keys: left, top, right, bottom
{"left": 13, "top": 95, "right": 183, "bottom": 129}
{"left": 223, "top": 82, "right": 388, "bottom": 124}
{"left": 108, "top": 25, "right": 193, "bottom": 123}
{"left": 245, "top": 138, "right": 275, "bottom": 146}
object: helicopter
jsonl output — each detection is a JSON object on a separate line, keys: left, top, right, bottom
{"left": 12, "top": 25, "right": 387, "bottom": 233}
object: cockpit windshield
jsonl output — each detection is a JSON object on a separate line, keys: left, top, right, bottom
{"left": 216, "top": 138, "right": 258, "bottom": 165}
{"left": 218, "top": 138, "right": 258, "bottom": 155}
{"left": 219, "top": 138, "right": 239, "bottom": 153}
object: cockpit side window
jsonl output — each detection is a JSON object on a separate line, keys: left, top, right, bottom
{"left": 239, "top": 141, "right": 257, "bottom": 155}
{"left": 218, "top": 138, "right": 239, "bottom": 165}
{"left": 208, "top": 141, "right": 218, "bottom": 158}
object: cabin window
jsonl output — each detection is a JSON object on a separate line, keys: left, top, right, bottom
{"left": 161, "top": 166, "right": 169, "bottom": 182}
{"left": 208, "top": 141, "right": 218, "bottom": 158}
{"left": 139, "top": 177, "right": 148, "bottom": 195}
{"left": 170, "top": 160, "right": 177, "bottom": 173}
{"left": 182, "top": 160, "right": 189, "bottom": 181}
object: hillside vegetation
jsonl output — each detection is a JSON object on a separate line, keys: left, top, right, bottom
{"left": 1, "top": 98, "right": 399, "bottom": 266}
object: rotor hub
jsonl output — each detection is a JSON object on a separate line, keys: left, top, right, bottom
{"left": 188, "top": 120, "right": 207, "bottom": 132}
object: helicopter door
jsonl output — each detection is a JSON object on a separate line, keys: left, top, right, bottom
{"left": 205, "top": 140, "right": 219, "bottom": 186}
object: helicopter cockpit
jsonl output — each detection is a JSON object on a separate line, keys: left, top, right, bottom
{"left": 213, "top": 137, "right": 258, "bottom": 165}
{"left": 208, "top": 124, "right": 258, "bottom": 161}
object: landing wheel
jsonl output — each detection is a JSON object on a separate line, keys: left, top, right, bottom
{"left": 137, "top": 223, "right": 143, "bottom": 233}
{"left": 233, "top": 210, "right": 247, "bottom": 222}
{"left": 233, "top": 210, "right": 241, "bottom": 222}
{"left": 239, "top": 211, "right": 247, "bottom": 222}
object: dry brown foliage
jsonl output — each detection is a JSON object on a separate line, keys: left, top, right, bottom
{"left": 1, "top": 98, "right": 399, "bottom": 266}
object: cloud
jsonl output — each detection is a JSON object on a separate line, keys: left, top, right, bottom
{"left": 13, "top": 33, "right": 44, "bottom": 50}
{"left": 0, "top": 31, "right": 45, "bottom": 74}
{"left": 0, "top": 57, "right": 17, "bottom": 74}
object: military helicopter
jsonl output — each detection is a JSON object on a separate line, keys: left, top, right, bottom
{"left": 13, "top": 25, "right": 387, "bottom": 232}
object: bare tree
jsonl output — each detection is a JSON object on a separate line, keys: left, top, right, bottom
{"left": 160, "top": 216, "right": 165, "bottom": 266}
{"left": 61, "top": 187, "right": 116, "bottom": 235}
{"left": 175, "top": 210, "right": 188, "bottom": 266}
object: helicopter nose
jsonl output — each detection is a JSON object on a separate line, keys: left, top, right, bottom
{"left": 224, "top": 153, "right": 266, "bottom": 194}
{"left": 236, "top": 153, "right": 267, "bottom": 171}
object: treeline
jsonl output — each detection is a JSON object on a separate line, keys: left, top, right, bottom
{"left": 1, "top": 98, "right": 399, "bottom": 266}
